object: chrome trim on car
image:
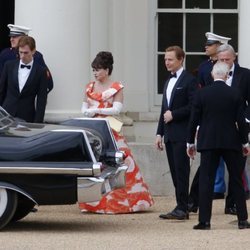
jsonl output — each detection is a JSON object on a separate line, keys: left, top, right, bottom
{"left": 0, "top": 162, "right": 100, "bottom": 176}
{"left": 77, "top": 177, "right": 104, "bottom": 202}
{"left": 77, "top": 164, "right": 128, "bottom": 203}
{"left": 0, "top": 181, "right": 38, "bottom": 205}
{"left": 92, "top": 163, "right": 102, "bottom": 176}
{"left": 115, "top": 151, "right": 124, "bottom": 164}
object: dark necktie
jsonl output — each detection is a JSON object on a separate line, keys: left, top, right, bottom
{"left": 170, "top": 72, "right": 177, "bottom": 78}
{"left": 229, "top": 71, "right": 233, "bottom": 76}
{"left": 21, "top": 64, "right": 31, "bottom": 69}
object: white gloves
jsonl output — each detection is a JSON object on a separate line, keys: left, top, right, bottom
{"left": 81, "top": 102, "right": 95, "bottom": 117}
{"left": 81, "top": 101, "right": 123, "bottom": 117}
{"left": 97, "top": 102, "right": 123, "bottom": 115}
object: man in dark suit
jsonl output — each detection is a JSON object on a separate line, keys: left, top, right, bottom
{"left": 156, "top": 46, "right": 198, "bottom": 220}
{"left": 188, "top": 33, "right": 232, "bottom": 213}
{"left": 0, "top": 36, "right": 48, "bottom": 123}
{"left": 0, "top": 24, "right": 53, "bottom": 93}
{"left": 188, "top": 43, "right": 250, "bottom": 215}
{"left": 217, "top": 43, "right": 250, "bottom": 212}
{"left": 187, "top": 61, "right": 250, "bottom": 230}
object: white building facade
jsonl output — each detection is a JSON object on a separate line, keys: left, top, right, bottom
{"left": 12, "top": 0, "right": 250, "bottom": 195}
{"left": 14, "top": 0, "right": 250, "bottom": 121}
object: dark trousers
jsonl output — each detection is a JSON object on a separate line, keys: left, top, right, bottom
{"left": 199, "top": 149, "right": 247, "bottom": 223}
{"left": 165, "top": 141, "right": 190, "bottom": 212}
{"left": 189, "top": 156, "right": 247, "bottom": 208}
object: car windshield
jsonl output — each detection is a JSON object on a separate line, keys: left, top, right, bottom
{"left": 0, "top": 106, "right": 15, "bottom": 131}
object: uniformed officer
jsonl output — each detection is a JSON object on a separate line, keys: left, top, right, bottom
{"left": 0, "top": 24, "right": 53, "bottom": 93}
{"left": 198, "top": 32, "right": 231, "bottom": 88}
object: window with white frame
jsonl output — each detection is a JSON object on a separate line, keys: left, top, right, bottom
{"left": 156, "top": 0, "right": 239, "bottom": 100}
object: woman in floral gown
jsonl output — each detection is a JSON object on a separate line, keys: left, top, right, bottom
{"left": 79, "top": 51, "right": 154, "bottom": 213}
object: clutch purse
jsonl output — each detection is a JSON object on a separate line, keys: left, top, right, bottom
{"left": 106, "top": 116, "right": 123, "bottom": 133}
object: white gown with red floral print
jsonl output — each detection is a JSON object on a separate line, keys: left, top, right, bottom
{"left": 79, "top": 81, "right": 154, "bottom": 213}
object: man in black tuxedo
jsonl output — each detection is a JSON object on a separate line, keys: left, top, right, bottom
{"left": 187, "top": 61, "right": 250, "bottom": 230}
{"left": 0, "top": 36, "right": 48, "bottom": 123}
{"left": 217, "top": 43, "right": 250, "bottom": 212}
{"left": 0, "top": 24, "right": 53, "bottom": 93}
{"left": 188, "top": 43, "right": 250, "bottom": 215}
{"left": 156, "top": 46, "right": 198, "bottom": 220}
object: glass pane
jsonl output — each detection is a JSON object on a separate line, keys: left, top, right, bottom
{"left": 186, "top": 0, "right": 209, "bottom": 9}
{"left": 213, "top": 0, "right": 238, "bottom": 9}
{"left": 158, "top": 13, "right": 183, "bottom": 52}
{"left": 158, "top": 0, "right": 182, "bottom": 8}
{"left": 214, "top": 14, "right": 238, "bottom": 51}
{"left": 186, "top": 14, "right": 210, "bottom": 52}
{"left": 157, "top": 54, "right": 170, "bottom": 94}
{"left": 185, "top": 55, "right": 208, "bottom": 78}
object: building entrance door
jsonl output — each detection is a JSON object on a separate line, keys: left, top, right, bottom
{"left": 0, "top": 0, "right": 15, "bottom": 51}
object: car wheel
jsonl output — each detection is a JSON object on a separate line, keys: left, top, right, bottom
{"left": 11, "top": 195, "right": 35, "bottom": 222}
{"left": 0, "top": 188, "right": 18, "bottom": 230}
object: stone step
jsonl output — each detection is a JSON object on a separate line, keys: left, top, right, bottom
{"left": 123, "top": 121, "right": 158, "bottom": 143}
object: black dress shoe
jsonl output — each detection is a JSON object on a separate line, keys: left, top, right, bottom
{"left": 225, "top": 207, "right": 237, "bottom": 215}
{"left": 188, "top": 203, "right": 198, "bottom": 213}
{"left": 193, "top": 222, "right": 211, "bottom": 230}
{"left": 159, "top": 209, "right": 189, "bottom": 220}
{"left": 213, "top": 192, "right": 224, "bottom": 200}
{"left": 238, "top": 220, "right": 250, "bottom": 229}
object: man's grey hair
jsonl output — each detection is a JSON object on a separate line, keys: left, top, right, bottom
{"left": 212, "top": 61, "right": 230, "bottom": 79}
{"left": 217, "top": 44, "right": 236, "bottom": 56}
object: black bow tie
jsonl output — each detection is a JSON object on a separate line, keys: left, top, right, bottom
{"left": 169, "top": 73, "right": 177, "bottom": 78}
{"left": 21, "top": 64, "right": 31, "bottom": 69}
{"left": 229, "top": 71, "right": 233, "bottom": 76}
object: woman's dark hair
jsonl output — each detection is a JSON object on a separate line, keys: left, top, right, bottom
{"left": 91, "top": 51, "right": 114, "bottom": 75}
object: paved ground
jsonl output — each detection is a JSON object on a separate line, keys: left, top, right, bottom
{"left": 2, "top": 196, "right": 250, "bottom": 250}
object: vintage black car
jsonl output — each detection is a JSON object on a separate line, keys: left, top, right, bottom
{"left": 0, "top": 107, "right": 127, "bottom": 230}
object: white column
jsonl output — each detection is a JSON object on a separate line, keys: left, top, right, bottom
{"left": 238, "top": 0, "right": 250, "bottom": 68}
{"left": 89, "top": 0, "right": 110, "bottom": 61}
{"left": 15, "top": 0, "right": 91, "bottom": 119}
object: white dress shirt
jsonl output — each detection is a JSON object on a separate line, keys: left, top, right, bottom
{"left": 166, "top": 67, "right": 183, "bottom": 105}
{"left": 18, "top": 60, "right": 33, "bottom": 92}
{"left": 226, "top": 64, "right": 235, "bottom": 87}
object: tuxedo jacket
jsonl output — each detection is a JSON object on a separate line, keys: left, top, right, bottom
{"left": 0, "top": 59, "right": 48, "bottom": 123}
{"left": 230, "top": 64, "right": 250, "bottom": 120}
{"left": 156, "top": 70, "right": 198, "bottom": 142}
{"left": 187, "top": 81, "right": 248, "bottom": 152}
{"left": 0, "top": 48, "right": 53, "bottom": 92}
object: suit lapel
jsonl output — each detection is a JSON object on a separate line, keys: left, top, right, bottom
{"left": 231, "top": 64, "right": 240, "bottom": 88}
{"left": 12, "top": 61, "right": 20, "bottom": 93}
{"left": 169, "top": 70, "right": 185, "bottom": 108}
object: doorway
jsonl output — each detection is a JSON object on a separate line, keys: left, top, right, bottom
{"left": 0, "top": 0, "right": 15, "bottom": 51}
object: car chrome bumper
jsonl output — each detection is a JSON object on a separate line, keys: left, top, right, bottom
{"left": 77, "top": 164, "right": 128, "bottom": 203}
{"left": 0, "top": 162, "right": 102, "bottom": 176}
